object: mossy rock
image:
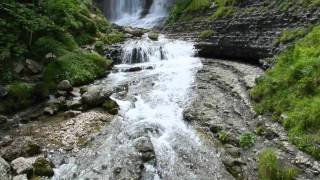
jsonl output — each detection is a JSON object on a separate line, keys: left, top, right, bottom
{"left": 25, "top": 143, "right": 41, "bottom": 157}
{"left": 32, "top": 157, "right": 54, "bottom": 177}
{"left": 103, "top": 99, "right": 119, "bottom": 115}
{"left": 148, "top": 32, "right": 159, "bottom": 41}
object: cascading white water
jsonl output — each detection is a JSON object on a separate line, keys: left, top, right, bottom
{"left": 102, "top": 0, "right": 173, "bottom": 28}
{"left": 53, "top": 35, "right": 230, "bottom": 179}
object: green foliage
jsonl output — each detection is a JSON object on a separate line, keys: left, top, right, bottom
{"left": 43, "top": 50, "right": 112, "bottom": 90}
{"left": 218, "top": 131, "right": 230, "bottom": 143}
{"left": 251, "top": 25, "right": 320, "bottom": 159}
{"left": 0, "top": 82, "right": 37, "bottom": 113}
{"left": 32, "top": 157, "right": 54, "bottom": 177}
{"left": 277, "top": 0, "right": 320, "bottom": 11}
{"left": 199, "top": 30, "right": 215, "bottom": 40}
{"left": 258, "top": 149, "right": 299, "bottom": 180}
{"left": 167, "top": 0, "right": 212, "bottom": 23}
{"left": 208, "top": 0, "right": 244, "bottom": 20}
{"left": 240, "top": 132, "right": 256, "bottom": 148}
{"left": 98, "top": 31, "right": 124, "bottom": 45}
{"left": 276, "top": 28, "right": 309, "bottom": 44}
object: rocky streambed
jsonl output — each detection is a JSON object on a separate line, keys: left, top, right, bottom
{"left": 184, "top": 59, "right": 320, "bottom": 179}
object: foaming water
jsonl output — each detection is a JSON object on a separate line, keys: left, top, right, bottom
{"left": 53, "top": 36, "right": 229, "bottom": 179}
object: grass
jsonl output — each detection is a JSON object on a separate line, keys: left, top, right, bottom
{"left": 218, "top": 130, "right": 230, "bottom": 143}
{"left": 199, "top": 30, "right": 215, "bottom": 40}
{"left": 276, "top": 28, "right": 309, "bottom": 44}
{"left": 251, "top": 25, "right": 320, "bottom": 159}
{"left": 259, "top": 149, "right": 299, "bottom": 180}
{"left": 240, "top": 132, "right": 256, "bottom": 148}
{"left": 43, "top": 50, "right": 112, "bottom": 91}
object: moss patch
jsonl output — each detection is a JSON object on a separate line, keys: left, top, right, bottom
{"left": 32, "top": 157, "right": 54, "bottom": 177}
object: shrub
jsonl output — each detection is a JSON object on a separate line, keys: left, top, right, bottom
{"left": 258, "top": 149, "right": 299, "bottom": 180}
{"left": 276, "top": 28, "right": 308, "bottom": 44}
{"left": 43, "top": 50, "right": 112, "bottom": 90}
{"left": 251, "top": 25, "right": 320, "bottom": 159}
{"left": 240, "top": 132, "right": 256, "bottom": 148}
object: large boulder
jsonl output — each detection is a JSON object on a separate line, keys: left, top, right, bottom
{"left": 11, "top": 157, "right": 36, "bottom": 175}
{"left": 25, "top": 59, "right": 42, "bottom": 74}
{"left": 0, "top": 157, "right": 11, "bottom": 180}
{"left": 81, "top": 86, "right": 113, "bottom": 108}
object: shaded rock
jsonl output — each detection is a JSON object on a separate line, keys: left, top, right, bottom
{"left": 32, "top": 157, "right": 54, "bottom": 177}
{"left": 0, "top": 115, "right": 8, "bottom": 125}
{"left": 0, "top": 86, "right": 8, "bottom": 98}
{"left": 14, "top": 63, "right": 24, "bottom": 74}
{"left": 0, "top": 135, "right": 13, "bottom": 147}
{"left": 64, "top": 110, "right": 81, "bottom": 118}
{"left": 57, "top": 80, "right": 73, "bottom": 92}
{"left": 148, "top": 32, "right": 159, "bottom": 41}
{"left": 25, "top": 143, "right": 41, "bottom": 157}
{"left": 0, "top": 157, "right": 11, "bottom": 180}
{"left": 25, "top": 59, "right": 42, "bottom": 74}
{"left": 13, "top": 174, "right": 28, "bottom": 180}
{"left": 11, "top": 157, "right": 36, "bottom": 174}
{"left": 65, "top": 99, "right": 82, "bottom": 110}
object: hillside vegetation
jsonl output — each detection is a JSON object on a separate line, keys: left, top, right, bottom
{"left": 0, "top": 0, "right": 123, "bottom": 113}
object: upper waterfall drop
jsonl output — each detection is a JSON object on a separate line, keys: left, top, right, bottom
{"left": 98, "top": 0, "right": 173, "bottom": 28}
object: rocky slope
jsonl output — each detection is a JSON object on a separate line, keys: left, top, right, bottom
{"left": 163, "top": 0, "right": 320, "bottom": 66}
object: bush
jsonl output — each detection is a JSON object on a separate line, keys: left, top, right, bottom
{"left": 43, "top": 50, "right": 112, "bottom": 90}
{"left": 258, "top": 149, "right": 299, "bottom": 180}
{"left": 251, "top": 25, "right": 320, "bottom": 159}
{"left": 240, "top": 132, "right": 256, "bottom": 148}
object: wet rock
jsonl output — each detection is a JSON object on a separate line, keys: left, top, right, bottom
{"left": 11, "top": 157, "right": 36, "bottom": 174}
{"left": 32, "top": 157, "right": 54, "bottom": 177}
{"left": 13, "top": 174, "right": 28, "bottom": 180}
{"left": 25, "top": 59, "right": 42, "bottom": 74}
{"left": 148, "top": 32, "right": 159, "bottom": 41}
{"left": 103, "top": 99, "right": 119, "bottom": 115}
{"left": 81, "top": 86, "right": 112, "bottom": 108}
{"left": 134, "top": 137, "right": 155, "bottom": 162}
{"left": 57, "top": 80, "right": 73, "bottom": 92}
{"left": 123, "top": 67, "right": 143, "bottom": 72}
{"left": 65, "top": 99, "right": 82, "bottom": 110}
{"left": 0, "top": 157, "right": 11, "bottom": 180}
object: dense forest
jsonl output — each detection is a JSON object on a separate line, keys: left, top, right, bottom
{"left": 0, "top": 0, "right": 320, "bottom": 179}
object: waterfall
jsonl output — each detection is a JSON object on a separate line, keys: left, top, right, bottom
{"left": 98, "top": 0, "right": 174, "bottom": 28}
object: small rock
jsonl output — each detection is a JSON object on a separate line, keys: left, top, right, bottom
{"left": 44, "top": 106, "right": 58, "bottom": 116}
{"left": 0, "top": 157, "right": 11, "bottom": 180}
{"left": 57, "top": 80, "right": 73, "bottom": 92}
{"left": 13, "top": 174, "right": 28, "bottom": 180}
{"left": 25, "top": 59, "right": 42, "bottom": 74}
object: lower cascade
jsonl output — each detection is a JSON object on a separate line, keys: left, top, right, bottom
{"left": 53, "top": 35, "right": 231, "bottom": 179}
